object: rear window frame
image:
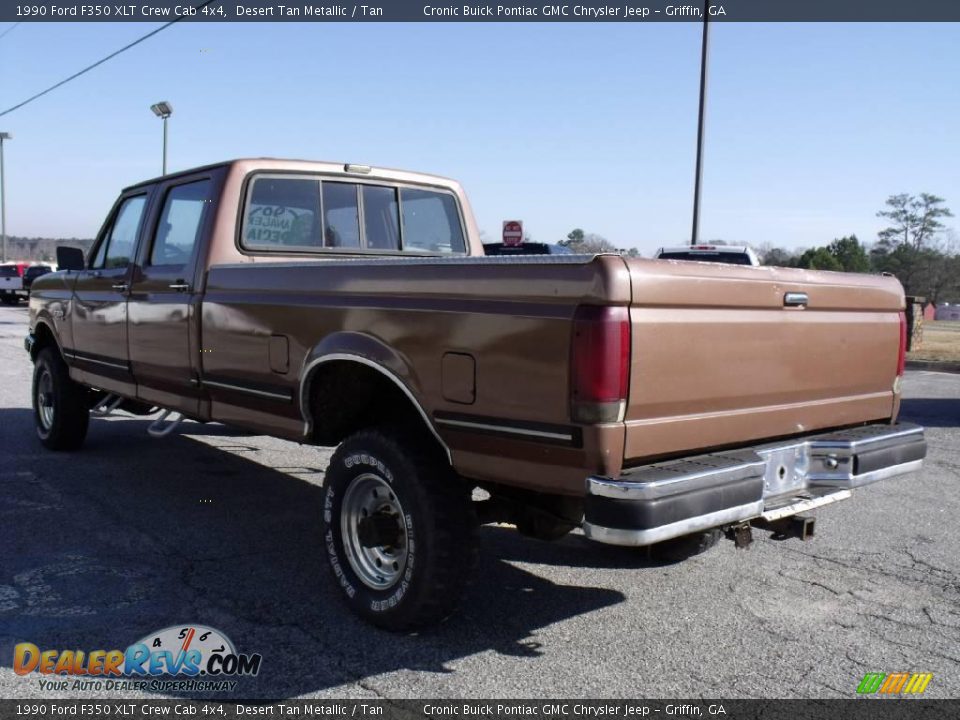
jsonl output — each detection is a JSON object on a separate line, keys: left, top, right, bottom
{"left": 237, "top": 171, "right": 470, "bottom": 258}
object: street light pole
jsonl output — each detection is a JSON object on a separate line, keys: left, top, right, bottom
{"left": 162, "top": 114, "right": 168, "bottom": 175}
{"left": 0, "top": 132, "right": 10, "bottom": 263}
{"left": 690, "top": 0, "right": 710, "bottom": 245}
{"left": 150, "top": 102, "right": 173, "bottom": 175}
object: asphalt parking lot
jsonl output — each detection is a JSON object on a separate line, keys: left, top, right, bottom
{"left": 1, "top": 303, "right": 958, "bottom": 700}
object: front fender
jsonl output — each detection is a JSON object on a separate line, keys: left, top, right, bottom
{"left": 29, "top": 270, "right": 77, "bottom": 353}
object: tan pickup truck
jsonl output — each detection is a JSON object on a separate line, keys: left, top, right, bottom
{"left": 27, "top": 159, "right": 926, "bottom": 629}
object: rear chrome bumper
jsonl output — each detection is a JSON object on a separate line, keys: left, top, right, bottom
{"left": 583, "top": 423, "right": 926, "bottom": 547}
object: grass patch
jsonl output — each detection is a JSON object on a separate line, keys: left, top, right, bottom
{"left": 909, "top": 320, "right": 960, "bottom": 363}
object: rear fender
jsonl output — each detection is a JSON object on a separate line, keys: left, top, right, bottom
{"left": 298, "top": 331, "right": 449, "bottom": 460}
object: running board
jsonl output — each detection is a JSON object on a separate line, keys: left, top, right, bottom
{"left": 91, "top": 394, "right": 124, "bottom": 417}
{"left": 147, "top": 409, "right": 184, "bottom": 438}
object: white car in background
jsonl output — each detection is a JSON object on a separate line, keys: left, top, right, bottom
{"left": 655, "top": 244, "right": 760, "bottom": 266}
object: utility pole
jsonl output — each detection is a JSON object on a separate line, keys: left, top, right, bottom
{"left": 690, "top": 0, "right": 710, "bottom": 245}
{"left": 0, "top": 132, "right": 10, "bottom": 263}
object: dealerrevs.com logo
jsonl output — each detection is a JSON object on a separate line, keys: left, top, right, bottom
{"left": 14, "top": 624, "right": 261, "bottom": 693}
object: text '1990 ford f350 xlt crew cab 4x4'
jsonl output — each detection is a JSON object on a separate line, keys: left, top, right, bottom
{"left": 27, "top": 159, "right": 926, "bottom": 630}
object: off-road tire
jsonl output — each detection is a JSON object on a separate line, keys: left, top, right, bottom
{"left": 33, "top": 347, "right": 89, "bottom": 451}
{"left": 649, "top": 528, "right": 723, "bottom": 563}
{"left": 321, "top": 428, "right": 476, "bottom": 630}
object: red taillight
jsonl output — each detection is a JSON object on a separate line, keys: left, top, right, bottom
{"left": 897, "top": 311, "right": 907, "bottom": 377}
{"left": 571, "top": 305, "right": 630, "bottom": 423}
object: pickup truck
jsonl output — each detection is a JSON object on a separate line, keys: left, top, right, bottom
{"left": 654, "top": 244, "right": 761, "bottom": 266}
{"left": 27, "top": 158, "right": 927, "bottom": 630}
{"left": 1, "top": 264, "right": 23, "bottom": 304}
{"left": 22, "top": 263, "right": 54, "bottom": 295}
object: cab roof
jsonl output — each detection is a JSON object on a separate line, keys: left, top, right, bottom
{"left": 123, "top": 158, "right": 460, "bottom": 193}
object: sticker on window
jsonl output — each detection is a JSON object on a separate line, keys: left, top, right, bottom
{"left": 246, "top": 204, "right": 318, "bottom": 247}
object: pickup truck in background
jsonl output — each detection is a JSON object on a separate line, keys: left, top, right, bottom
{"left": 483, "top": 241, "right": 573, "bottom": 256}
{"left": 655, "top": 244, "right": 760, "bottom": 266}
{"left": 1, "top": 265, "right": 23, "bottom": 304}
{"left": 26, "top": 159, "right": 926, "bottom": 630}
{"left": 22, "top": 263, "right": 54, "bottom": 295}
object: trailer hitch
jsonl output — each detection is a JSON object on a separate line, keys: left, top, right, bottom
{"left": 752, "top": 515, "right": 816, "bottom": 541}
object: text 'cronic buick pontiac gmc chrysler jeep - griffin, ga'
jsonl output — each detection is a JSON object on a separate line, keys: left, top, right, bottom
{"left": 27, "top": 159, "right": 927, "bottom": 629}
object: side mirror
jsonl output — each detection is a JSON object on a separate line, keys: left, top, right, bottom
{"left": 56, "top": 246, "right": 86, "bottom": 271}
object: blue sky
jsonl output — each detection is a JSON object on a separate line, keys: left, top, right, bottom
{"left": 1, "top": 21, "right": 958, "bottom": 254}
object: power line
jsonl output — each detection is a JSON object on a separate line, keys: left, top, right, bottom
{"left": 0, "top": 22, "right": 21, "bottom": 42}
{"left": 0, "top": 2, "right": 216, "bottom": 119}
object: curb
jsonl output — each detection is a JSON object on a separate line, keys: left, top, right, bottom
{"left": 906, "top": 359, "right": 960, "bottom": 374}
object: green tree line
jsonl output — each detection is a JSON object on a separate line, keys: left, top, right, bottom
{"left": 758, "top": 193, "right": 958, "bottom": 303}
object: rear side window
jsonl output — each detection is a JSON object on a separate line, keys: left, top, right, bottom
{"left": 150, "top": 180, "right": 211, "bottom": 267}
{"left": 92, "top": 195, "right": 147, "bottom": 269}
{"left": 400, "top": 189, "right": 466, "bottom": 254}
{"left": 245, "top": 177, "right": 322, "bottom": 250}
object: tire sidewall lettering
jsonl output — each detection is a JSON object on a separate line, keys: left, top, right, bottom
{"left": 343, "top": 453, "right": 394, "bottom": 484}
{"left": 325, "top": 527, "right": 356, "bottom": 599}
{"left": 368, "top": 510, "right": 415, "bottom": 613}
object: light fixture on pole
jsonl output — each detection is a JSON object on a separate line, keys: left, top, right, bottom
{"left": 150, "top": 101, "right": 173, "bottom": 175}
{"left": 0, "top": 132, "right": 11, "bottom": 263}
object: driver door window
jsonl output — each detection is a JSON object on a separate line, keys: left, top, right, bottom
{"left": 149, "top": 179, "right": 211, "bottom": 269}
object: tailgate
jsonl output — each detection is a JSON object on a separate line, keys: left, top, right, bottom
{"left": 622, "top": 259, "right": 904, "bottom": 462}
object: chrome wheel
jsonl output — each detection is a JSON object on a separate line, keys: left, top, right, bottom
{"left": 36, "top": 368, "right": 55, "bottom": 431}
{"left": 340, "top": 473, "right": 408, "bottom": 590}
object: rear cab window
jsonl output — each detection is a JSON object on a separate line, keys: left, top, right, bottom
{"left": 322, "top": 183, "right": 361, "bottom": 249}
{"left": 245, "top": 177, "right": 323, "bottom": 249}
{"left": 399, "top": 188, "right": 465, "bottom": 254}
{"left": 241, "top": 174, "right": 466, "bottom": 256}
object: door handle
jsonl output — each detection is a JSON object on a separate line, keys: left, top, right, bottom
{"left": 784, "top": 292, "right": 808, "bottom": 307}
{"left": 168, "top": 282, "right": 191, "bottom": 292}
{"left": 111, "top": 282, "right": 129, "bottom": 292}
